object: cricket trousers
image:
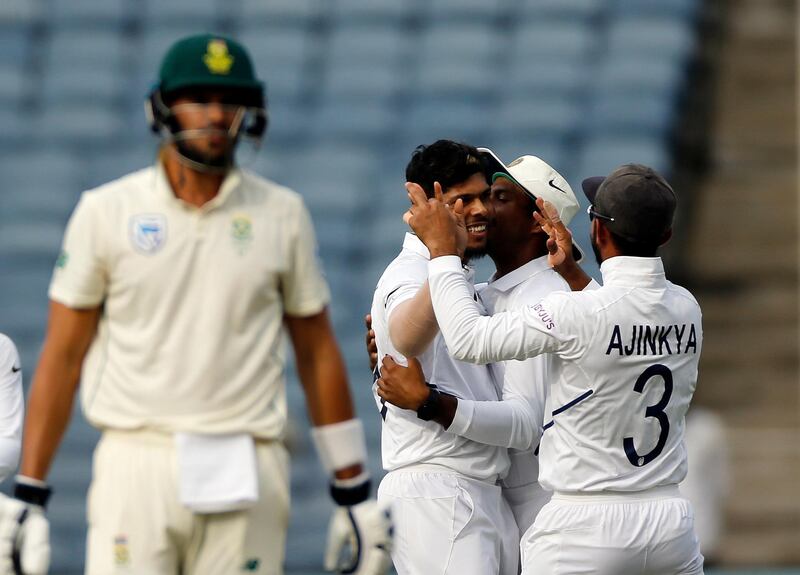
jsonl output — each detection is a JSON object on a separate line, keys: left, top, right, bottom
{"left": 378, "top": 465, "right": 519, "bottom": 575}
{"left": 85, "top": 429, "right": 290, "bottom": 575}
{"left": 522, "top": 485, "right": 705, "bottom": 575}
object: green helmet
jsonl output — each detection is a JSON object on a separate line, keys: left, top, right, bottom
{"left": 158, "top": 33, "right": 263, "bottom": 98}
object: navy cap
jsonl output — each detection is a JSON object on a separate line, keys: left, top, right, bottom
{"left": 581, "top": 164, "right": 676, "bottom": 244}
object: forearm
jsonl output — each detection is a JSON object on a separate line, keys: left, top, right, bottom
{"left": 428, "top": 257, "right": 559, "bottom": 364}
{"left": 297, "top": 348, "right": 365, "bottom": 480}
{"left": 296, "top": 338, "right": 355, "bottom": 426}
{"left": 288, "top": 311, "right": 363, "bottom": 480}
{"left": 427, "top": 257, "right": 523, "bottom": 363}
{"left": 20, "top": 354, "right": 81, "bottom": 481}
{"left": 448, "top": 397, "right": 536, "bottom": 450}
{"left": 388, "top": 282, "right": 439, "bottom": 357}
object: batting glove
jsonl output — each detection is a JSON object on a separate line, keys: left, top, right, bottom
{"left": 324, "top": 474, "right": 393, "bottom": 575}
{"left": 0, "top": 477, "right": 50, "bottom": 575}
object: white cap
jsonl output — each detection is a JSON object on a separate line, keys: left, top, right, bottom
{"left": 479, "top": 148, "right": 580, "bottom": 224}
{"left": 478, "top": 147, "right": 584, "bottom": 261}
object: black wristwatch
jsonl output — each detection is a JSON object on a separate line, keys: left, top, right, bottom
{"left": 416, "top": 387, "right": 442, "bottom": 421}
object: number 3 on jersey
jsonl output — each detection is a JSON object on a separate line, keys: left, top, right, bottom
{"left": 623, "top": 364, "right": 673, "bottom": 467}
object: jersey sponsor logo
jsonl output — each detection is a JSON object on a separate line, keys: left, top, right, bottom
{"left": 204, "top": 39, "right": 234, "bottom": 75}
{"left": 130, "top": 214, "right": 167, "bottom": 255}
{"left": 242, "top": 558, "right": 260, "bottom": 571}
{"left": 605, "top": 323, "right": 698, "bottom": 356}
{"left": 11, "top": 365, "right": 20, "bottom": 373}
{"left": 533, "top": 302, "right": 555, "bottom": 330}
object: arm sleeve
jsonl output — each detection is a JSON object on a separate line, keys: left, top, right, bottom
{"left": 427, "top": 256, "right": 581, "bottom": 364}
{"left": 0, "top": 336, "right": 23, "bottom": 483}
{"left": 448, "top": 394, "right": 537, "bottom": 450}
{"left": 281, "top": 199, "right": 331, "bottom": 317}
{"left": 48, "top": 194, "right": 109, "bottom": 308}
{"left": 447, "top": 356, "right": 548, "bottom": 450}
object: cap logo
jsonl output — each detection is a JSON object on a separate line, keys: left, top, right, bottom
{"left": 508, "top": 157, "right": 524, "bottom": 167}
{"left": 548, "top": 178, "right": 568, "bottom": 194}
{"left": 203, "top": 39, "right": 234, "bottom": 75}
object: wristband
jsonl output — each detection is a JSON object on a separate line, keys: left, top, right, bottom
{"left": 14, "top": 475, "right": 52, "bottom": 509}
{"left": 330, "top": 471, "right": 371, "bottom": 507}
{"left": 311, "top": 419, "right": 367, "bottom": 475}
{"left": 416, "top": 388, "right": 442, "bottom": 421}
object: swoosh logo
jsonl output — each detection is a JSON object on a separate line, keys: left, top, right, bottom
{"left": 548, "top": 179, "right": 568, "bottom": 194}
{"left": 11, "top": 366, "right": 20, "bottom": 373}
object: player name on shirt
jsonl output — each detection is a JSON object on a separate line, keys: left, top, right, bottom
{"left": 605, "top": 323, "right": 698, "bottom": 356}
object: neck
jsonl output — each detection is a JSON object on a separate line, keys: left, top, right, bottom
{"left": 490, "top": 240, "right": 545, "bottom": 280}
{"left": 162, "top": 146, "right": 226, "bottom": 208}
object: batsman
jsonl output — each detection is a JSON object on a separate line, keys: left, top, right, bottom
{"left": 0, "top": 34, "right": 391, "bottom": 575}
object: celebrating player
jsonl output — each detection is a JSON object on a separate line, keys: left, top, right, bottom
{"left": 405, "top": 164, "right": 705, "bottom": 574}
{"left": 375, "top": 148, "right": 586, "bottom": 538}
{"left": 370, "top": 140, "right": 519, "bottom": 575}
{"left": 3, "top": 34, "right": 391, "bottom": 575}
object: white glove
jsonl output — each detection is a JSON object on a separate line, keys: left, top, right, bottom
{"left": 0, "top": 492, "right": 49, "bottom": 575}
{"left": 324, "top": 499, "right": 393, "bottom": 575}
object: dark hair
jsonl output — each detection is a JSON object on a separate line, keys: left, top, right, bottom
{"left": 405, "top": 140, "right": 485, "bottom": 198}
{"left": 608, "top": 229, "right": 660, "bottom": 257}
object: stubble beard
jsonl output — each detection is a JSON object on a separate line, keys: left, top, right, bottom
{"left": 591, "top": 235, "right": 602, "bottom": 266}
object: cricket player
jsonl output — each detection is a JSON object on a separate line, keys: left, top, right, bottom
{"left": 376, "top": 149, "right": 586, "bottom": 538}
{"left": 0, "top": 34, "right": 391, "bottom": 575}
{"left": 370, "top": 140, "right": 518, "bottom": 575}
{"left": 0, "top": 335, "right": 47, "bottom": 575}
{"left": 405, "top": 164, "right": 705, "bottom": 574}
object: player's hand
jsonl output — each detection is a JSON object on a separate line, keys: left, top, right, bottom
{"left": 533, "top": 198, "right": 573, "bottom": 269}
{"left": 364, "top": 314, "right": 378, "bottom": 373}
{"left": 0, "top": 492, "right": 50, "bottom": 575}
{"left": 533, "top": 199, "right": 592, "bottom": 291}
{"left": 403, "top": 182, "right": 466, "bottom": 259}
{"left": 375, "top": 356, "right": 429, "bottom": 411}
{"left": 324, "top": 499, "right": 393, "bottom": 575}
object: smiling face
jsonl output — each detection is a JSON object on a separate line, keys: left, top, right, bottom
{"left": 441, "top": 172, "right": 493, "bottom": 261}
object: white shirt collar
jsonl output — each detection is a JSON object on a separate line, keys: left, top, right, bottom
{"left": 600, "top": 256, "right": 666, "bottom": 288}
{"left": 486, "top": 254, "right": 552, "bottom": 294}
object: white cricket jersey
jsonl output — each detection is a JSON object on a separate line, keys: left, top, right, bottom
{"left": 0, "top": 333, "right": 23, "bottom": 482}
{"left": 451, "top": 256, "right": 568, "bottom": 491}
{"left": 428, "top": 255, "right": 702, "bottom": 492}
{"left": 49, "top": 163, "right": 330, "bottom": 438}
{"left": 370, "top": 233, "right": 509, "bottom": 482}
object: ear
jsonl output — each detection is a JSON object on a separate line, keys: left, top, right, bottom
{"left": 592, "top": 218, "right": 610, "bottom": 246}
{"left": 659, "top": 228, "right": 673, "bottom": 246}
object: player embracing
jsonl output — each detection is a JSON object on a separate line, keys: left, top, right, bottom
{"left": 370, "top": 141, "right": 519, "bottom": 575}
{"left": 406, "top": 164, "right": 705, "bottom": 574}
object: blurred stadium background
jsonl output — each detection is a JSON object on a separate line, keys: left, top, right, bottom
{"left": 0, "top": 0, "right": 797, "bottom": 573}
